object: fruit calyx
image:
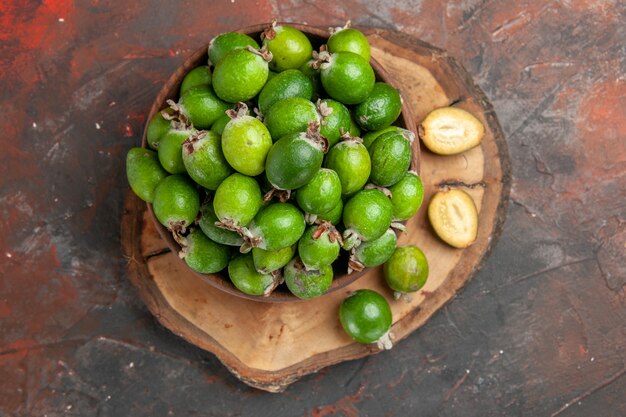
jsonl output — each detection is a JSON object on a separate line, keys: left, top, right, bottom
{"left": 263, "top": 269, "right": 284, "bottom": 296}
{"left": 342, "top": 228, "right": 364, "bottom": 251}
{"left": 364, "top": 183, "right": 392, "bottom": 198}
{"left": 338, "top": 129, "right": 364, "bottom": 144}
{"left": 311, "top": 46, "right": 331, "bottom": 70}
{"left": 246, "top": 44, "right": 273, "bottom": 63}
{"left": 226, "top": 102, "right": 250, "bottom": 120}
{"left": 182, "top": 130, "right": 207, "bottom": 155}
{"left": 347, "top": 256, "right": 364, "bottom": 275}
{"left": 238, "top": 227, "right": 262, "bottom": 254}
{"left": 305, "top": 121, "right": 329, "bottom": 153}
{"left": 263, "top": 188, "right": 291, "bottom": 203}
{"left": 328, "top": 20, "right": 351, "bottom": 35}
{"left": 316, "top": 99, "right": 334, "bottom": 126}
{"left": 261, "top": 19, "right": 278, "bottom": 41}
{"left": 312, "top": 221, "right": 343, "bottom": 245}
{"left": 164, "top": 99, "right": 190, "bottom": 128}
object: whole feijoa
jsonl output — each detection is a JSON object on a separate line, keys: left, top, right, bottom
{"left": 362, "top": 126, "right": 406, "bottom": 149}
{"left": 252, "top": 244, "right": 296, "bottom": 274}
{"left": 208, "top": 32, "right": 260, "bottom": 66}
{"left": 295, "top": 168, "right": 342, "bottom": 217}
{"left": 212, "top": 47, "right": 271, "bottom": 103}
{"left": 265, "top": 125, "right": 326, "bottom": 191}
{"left": 317, "top": 99, "right": 351, "bottom": 147}
{"left": 389, "top": 171, "right": 424, "bottom": 221}
{"left": 317, "top": 51, "right": 375, "bottom": 104}
{"left": 298, "top": 222, "right": 342, "bottom": 271}
{"left": 158, "top": 126, "right": 194, "bottom": 174}
{"left": 180, "top": 66, "right": 211, "bottom": 95}
{"left": 258, "top": 69, "right": 313, "bottom": 115}
{"left": 342, "top": 189, "right": 393, "bottom": 249}
{"left": 182, "top": 131, "right": 233, "bottom": 190}
{"left": 264, "top": 97, "right": 319, "bottom": 141}
{"left": 222, "top": 104, "right": 272, "bottom": 176}
{"left": 228, "top": 253, "right": 281, "bottom": 296}
{"left": 198, "top": 202, "right": 244, "bottom": 247}
{"left": 146, "top": 108, "right": 174, "bottom": 149}
{"left": 180, "top": 228, "right": 230, "bottom": 274}
{"left": 213, "top": 173, "right": 263, "bottom": 231}
{"left": 339, "top": 289, "right": 393, "bottom": 349}
{"left": 355, "top": 82, "right": 402, "bottom": 131}
{"left": 349, "top": 228, "right": 397, "bottom": 273}
{"left": 242, "top": 203, "right": 306, "bottom": 252}
{"left": 324, "top": 136, "right": 371, "bottom": 195}
{"left": 126, "top": 147, "right": 168, "bottom": 203}
{"left": 327, "top": 25, "right": 371, "bottom": 61}
{"left": 384, "top": 245, "right": 429, "bottom": 296}
{"left": 177, "top": 85, "right": 230, "bottom": 129}
{"left": 284, "top": 257, "right": 334, "bottom": 300}
{"left": 262, "top": 23, "right": 313, "bottom": 72}
{"left": 152, "top": 175, "right": 200, "bottom": 233}
{"left": 368, "top": 130, "right": 412, "bottom": 187}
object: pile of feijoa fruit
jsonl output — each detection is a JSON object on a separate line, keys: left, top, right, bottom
{"left": 127, "top": 21, "right": 446, "bottom": 349}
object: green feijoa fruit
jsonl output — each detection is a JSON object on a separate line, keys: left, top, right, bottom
{"left": 317, "top": 99, "right": 351, "bottom": 147}
{"left": 177, "top": 85, "right": 229, "bottom": 129}
{"left": 180, "top": 228, "right": 229, "bottom": 273}
{"left": 252, "top": 244, "right": 296, "bottom": 274}
{"left": 299, "top": 59, "right": 323, "bottom": 99}
{"left": 316, "top": 199, "right": 343, "bottom": 225}
{"left": 265, "top": 129, "right": 326, "bottom": 191}
{"left": 146, "top": 108, "right": 174, "bottom": 149}
{"left": 389, "top": 171, "right": 424, "bottom": 221}
{"left": 222, "top": 107, "right": 272, "bottom": 176}
{"left": 243, "top": 203, "right": 305, "bottom": 252}
{"left": 262, "top": 23, "right": 313, "bottom": 71}
{"left": 213, "top": 47, "right": 271, "bottom": 103}
{"left": 267, "top": 70, "right": 278, "bottom": 81}
{"left": 298, "top": 223, "right": 342, "bottom": 271}
{"left": 264, "top": 97, "right": 319, "bottom": 141}
{"left": 349, "top": 228, "right": 397, "bottom": 273}
{"left": 210, "top": 113, "right": 231, "bottom": 136}
{"left": 228, "top": 254, "right": 281, "bottom": 296}
{"left": 198, "top": 202, "right": 244, "bottom": 247}
{"left": 258, "top": 69, "right": 313, "bottom": 115}
{"left": 339, "top": 289, "right": 392, "bottom": 348}
{"left": 324, "top": 138, "right": 371, "bottom": 195}
{"left": 126, "top": 147, "right": 168, "bottom": 203}
{"left": 295, "top": 168, "right": 342, "bottom": 216}
{"left": 158, "top": 127, "right": 194, "bottom": 174}
{"left": 362, "top": 126, "right": 406, "bottom": 149}
{"left": 182, "top": 131, "right": 233, "bottom": 190}
{"left": 327, "top": 26, "right": 371, "bottom": 61}
{"left": 208, "top": 32, "right": 260, "bottom": 66}
{"left": 355, "top": 82, "right": 402, "bottom": 131}
{"left": 180, "top": 66, "right": 211, "bottom": 95}
{"left": 348, "top": 116, "right": 362, "bottom": 138}
{"left": 213, "top": 173, "right": 263, "bottom": 230}
{"left": 318, "top": 51, "right": 375, "bottom": 104}
{"left": 284, "top": 257, "right": 334, "bottom": 300}
{"left": 152, "top": 175, "right": 200, "bottom": 233}
{"left": 369, "top": 130, "right": 412, "bottom": 187}
{"left": 342, "top": 189, "right": 393, "bottom": 249}
{"left": 384, "top": 245, "right": 429, "bottom": 296}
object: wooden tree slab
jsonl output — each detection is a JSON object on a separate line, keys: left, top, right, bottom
{"left": 121, "top": 29, "right": 511, "bottom": 392}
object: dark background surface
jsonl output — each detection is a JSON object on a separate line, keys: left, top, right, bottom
{"left": 1, "top": 1, "right": 624, "bottom": 416}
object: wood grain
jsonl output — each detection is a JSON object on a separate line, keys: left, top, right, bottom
{"left": 121, "top": 29, "right": 511, "bottom": 392}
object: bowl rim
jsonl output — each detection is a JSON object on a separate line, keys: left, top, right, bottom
{"left": 142, "top": 22, "right": 419, "bottom": 303}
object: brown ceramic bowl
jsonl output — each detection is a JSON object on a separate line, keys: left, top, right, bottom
{"left": 142, "top": 23, "right": 419, "bottom": 302}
